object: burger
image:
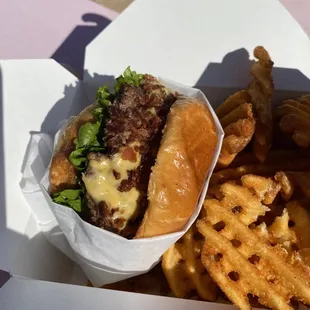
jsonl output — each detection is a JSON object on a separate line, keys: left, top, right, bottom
{"left": 49, "top": 67, "right": 218, "bottom": 239}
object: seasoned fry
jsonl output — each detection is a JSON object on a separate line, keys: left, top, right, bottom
{"left": 291, "top": 194, "right": 310, "bottom": 268}
{"left": 275, "top": 171, "right": 310, "bottom": 201}
{"left": 276, "top": 100, "right": 310, "bottom": 117}
{"left": 211, "top": 157, "right": 310, "bottom": 186}
{"left": 162, "top": 226, "right": 217, "bottom": 301}
{"left": 241, "top": 174, "right": 281, "bottom": 205}
{"left": 220, "top": 103, "right": 253, "bottom": 128}
{"left": 218, "top": 119, "right": 255, "bottom": 168}
{"left": 198, "top": 219, "right": 310, "bottom": 310}
{"left": 248, "top": 46, "right": 274, "bottom": 163}
{"left": 289, "top": 172, "right": 310, "bottom": 199}
{"left": 215, "top": 90, "right": 251, "bottom": 119}
{"left": 230, "top": 149, "right": 310, "bottom": 168}
{"left": 162, "top": 241, "right": 189, "bottom": 298}
{"left": 216, "top": 92, "right": 255, "bottom": 168}
{"left": 300, "top": 248, "right": 310, "bottom": 267}
{"left": 197, "top": 180, "right": 310, "bottom": 310}
{"left": 219, "top": 182, "right": 269, "bottom": 225}
{"left": 286, "top": 200, "right": 310, "bottom": 249}
{"left": 274, "top": 172, "right": 294, "bottom": 201}
{"left": 266, "top": 209, "right": 297, "bottom": 250}
{"left": 276, "top": 96, "right": 310, "bottom": 147}
{"left": 223, "top": 120, "right": 255, "bottom": 154}
{"left": 298, "top": 95, "right": 310, "bottom": 105}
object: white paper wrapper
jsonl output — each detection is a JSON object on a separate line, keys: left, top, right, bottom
{"left": 20, "top": 78, "right": 224, "bottom": 286}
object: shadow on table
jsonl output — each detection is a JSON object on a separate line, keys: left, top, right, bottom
{"left": 51, "top": 13, "right": 111, "bottom": 78}
{"left": 195, "top": 47, "right": 310, "bottom": 108}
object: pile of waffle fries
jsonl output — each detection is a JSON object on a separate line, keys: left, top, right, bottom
{"left": 162, "top": 46, "right": 310, "bottom": 309}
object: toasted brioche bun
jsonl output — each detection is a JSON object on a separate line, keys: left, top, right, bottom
{"left": 49, "top": 103, "right": 97, "bottom": 193}
{"left": 135, "top": 98, "right": 218, "bottom": 238}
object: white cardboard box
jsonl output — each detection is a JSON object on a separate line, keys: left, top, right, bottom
{"left": 1, "top": 0, "right": 310, "bottom": 308}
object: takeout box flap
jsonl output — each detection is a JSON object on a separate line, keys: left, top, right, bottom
{"left": 3, "top": 276, "right": 308, "bottom": 310}
{"left": 1, "top": 275, "right": 236, "bottom": 310}
{"left": 84, "top": 0, "right": 310, "bottom": 102}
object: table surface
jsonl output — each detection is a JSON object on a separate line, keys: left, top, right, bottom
{"left": 93, "top": 0, "right": 133, "bottom": 13}
{"left": 0, "top": 0, "right": 118, "bottom": 75}
{"left": 280, "top": 0, "right": 310, "bottom": 37}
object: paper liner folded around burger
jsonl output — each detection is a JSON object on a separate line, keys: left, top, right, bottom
{"left": 20, "top": 76, "right": 223, "bottom": 287}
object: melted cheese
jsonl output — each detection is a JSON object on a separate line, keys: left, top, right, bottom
{"left": 147, "top": 107, "right": 156, "bottom": 115}
{"left": 82, "top": 143, "right": 141, "bottom": 225}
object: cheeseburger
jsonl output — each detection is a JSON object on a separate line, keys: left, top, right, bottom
{"left": 49, "top": 67, "right": 218, "bottom": 239}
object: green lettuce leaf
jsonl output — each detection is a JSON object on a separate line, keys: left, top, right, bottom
{"left": 68, "top": 66, "right": 143, "bottom": 172}
{"left": 74, "top": 121, "right": 101, "bottom": 149}
{"left": 69, "top": 121, "right": 102, "bottom": 170}
{"left": 93, "top": 106, "right": 104, "bottom": 119}
{"left": 69, "top": 121, "right": 106, "bottom": 171}
{"left": 52, "top": 189, "right": 84, "bottom": 212}
{"left": 96, "top": 85, "right": 113, "bottom": 106}
{"left": 69, "top": 148, "right": 88, "bottom": 171}
{"left": 114, "top": 66, "right": 143, "bottom": 93}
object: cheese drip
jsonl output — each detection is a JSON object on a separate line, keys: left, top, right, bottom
{"left": 82, "top": 143, "right": 141, "bottom": 226}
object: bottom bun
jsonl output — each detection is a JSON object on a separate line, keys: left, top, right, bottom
{"left": 135, "top": 98, "right": 218, "bottom": 238}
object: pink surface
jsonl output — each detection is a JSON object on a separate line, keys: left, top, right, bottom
{"left": 280, "top": 0, "right": 310, "bottom": 37}
{"left": 0, "top": 0, "right": 309, "bottom": 69}
{"left": 0, "top": 0, "right": 118, "bottom": 73}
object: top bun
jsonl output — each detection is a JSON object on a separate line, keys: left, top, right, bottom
{"left": 135, "top": 98, "right": 218, "bottom": 238}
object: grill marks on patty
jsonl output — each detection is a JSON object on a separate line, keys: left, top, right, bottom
{"left": 85, "top": 78, "right": 176, "bottom": 237}
{"left": 86, "top": 193, "right": 130, "bottom": 236}
{"left": 106, "top": 88, "right": 160, "bottom": 154}
{"left": 106, "top": 75, "right": 176, "bottom": 155}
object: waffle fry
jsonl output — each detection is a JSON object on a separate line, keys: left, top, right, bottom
{"left": 265, "top": 209, "right": 297, "bottom": 250}
{"left": 216, "top": 90, "right": 251, "bottom": 119}
{"left": 211, "top": 157, "right": 310, "bottom": 186}
{"left": 275, "top": 171, "right": 310, "bottom": 201}
{"left": 215, "top": 92, "right": 255, "bottom": 168}
{"left": 274, "top": 172, "right": 294, "bottom": 201}
{"left": 293, "top": 200, "right": 310, "bottom": 267}
{"left": 276, "top": 96, "right": 310, "bottom": 147}
{"left": 162, "top": 226, "right": 217, "bottom": 301}
{"left": 300, "top": 248, "right": 310, "bottom": 267}
{"left": 241, "top": 174, "right": 281, "bottom": 205}
{"left": 286, "top": 200, "right": 310, "bottom": 250}
{"left": 230, "top": 149, "right": 310, "bottom": 168}
{"left": 298, "top": 95, "right": 310, "bottom": 105}
{"left": 197, "top": 180, "right": 310, "bottom": 310}
{"left": 248, "top": 46, "right": 274, "bottom": 163}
